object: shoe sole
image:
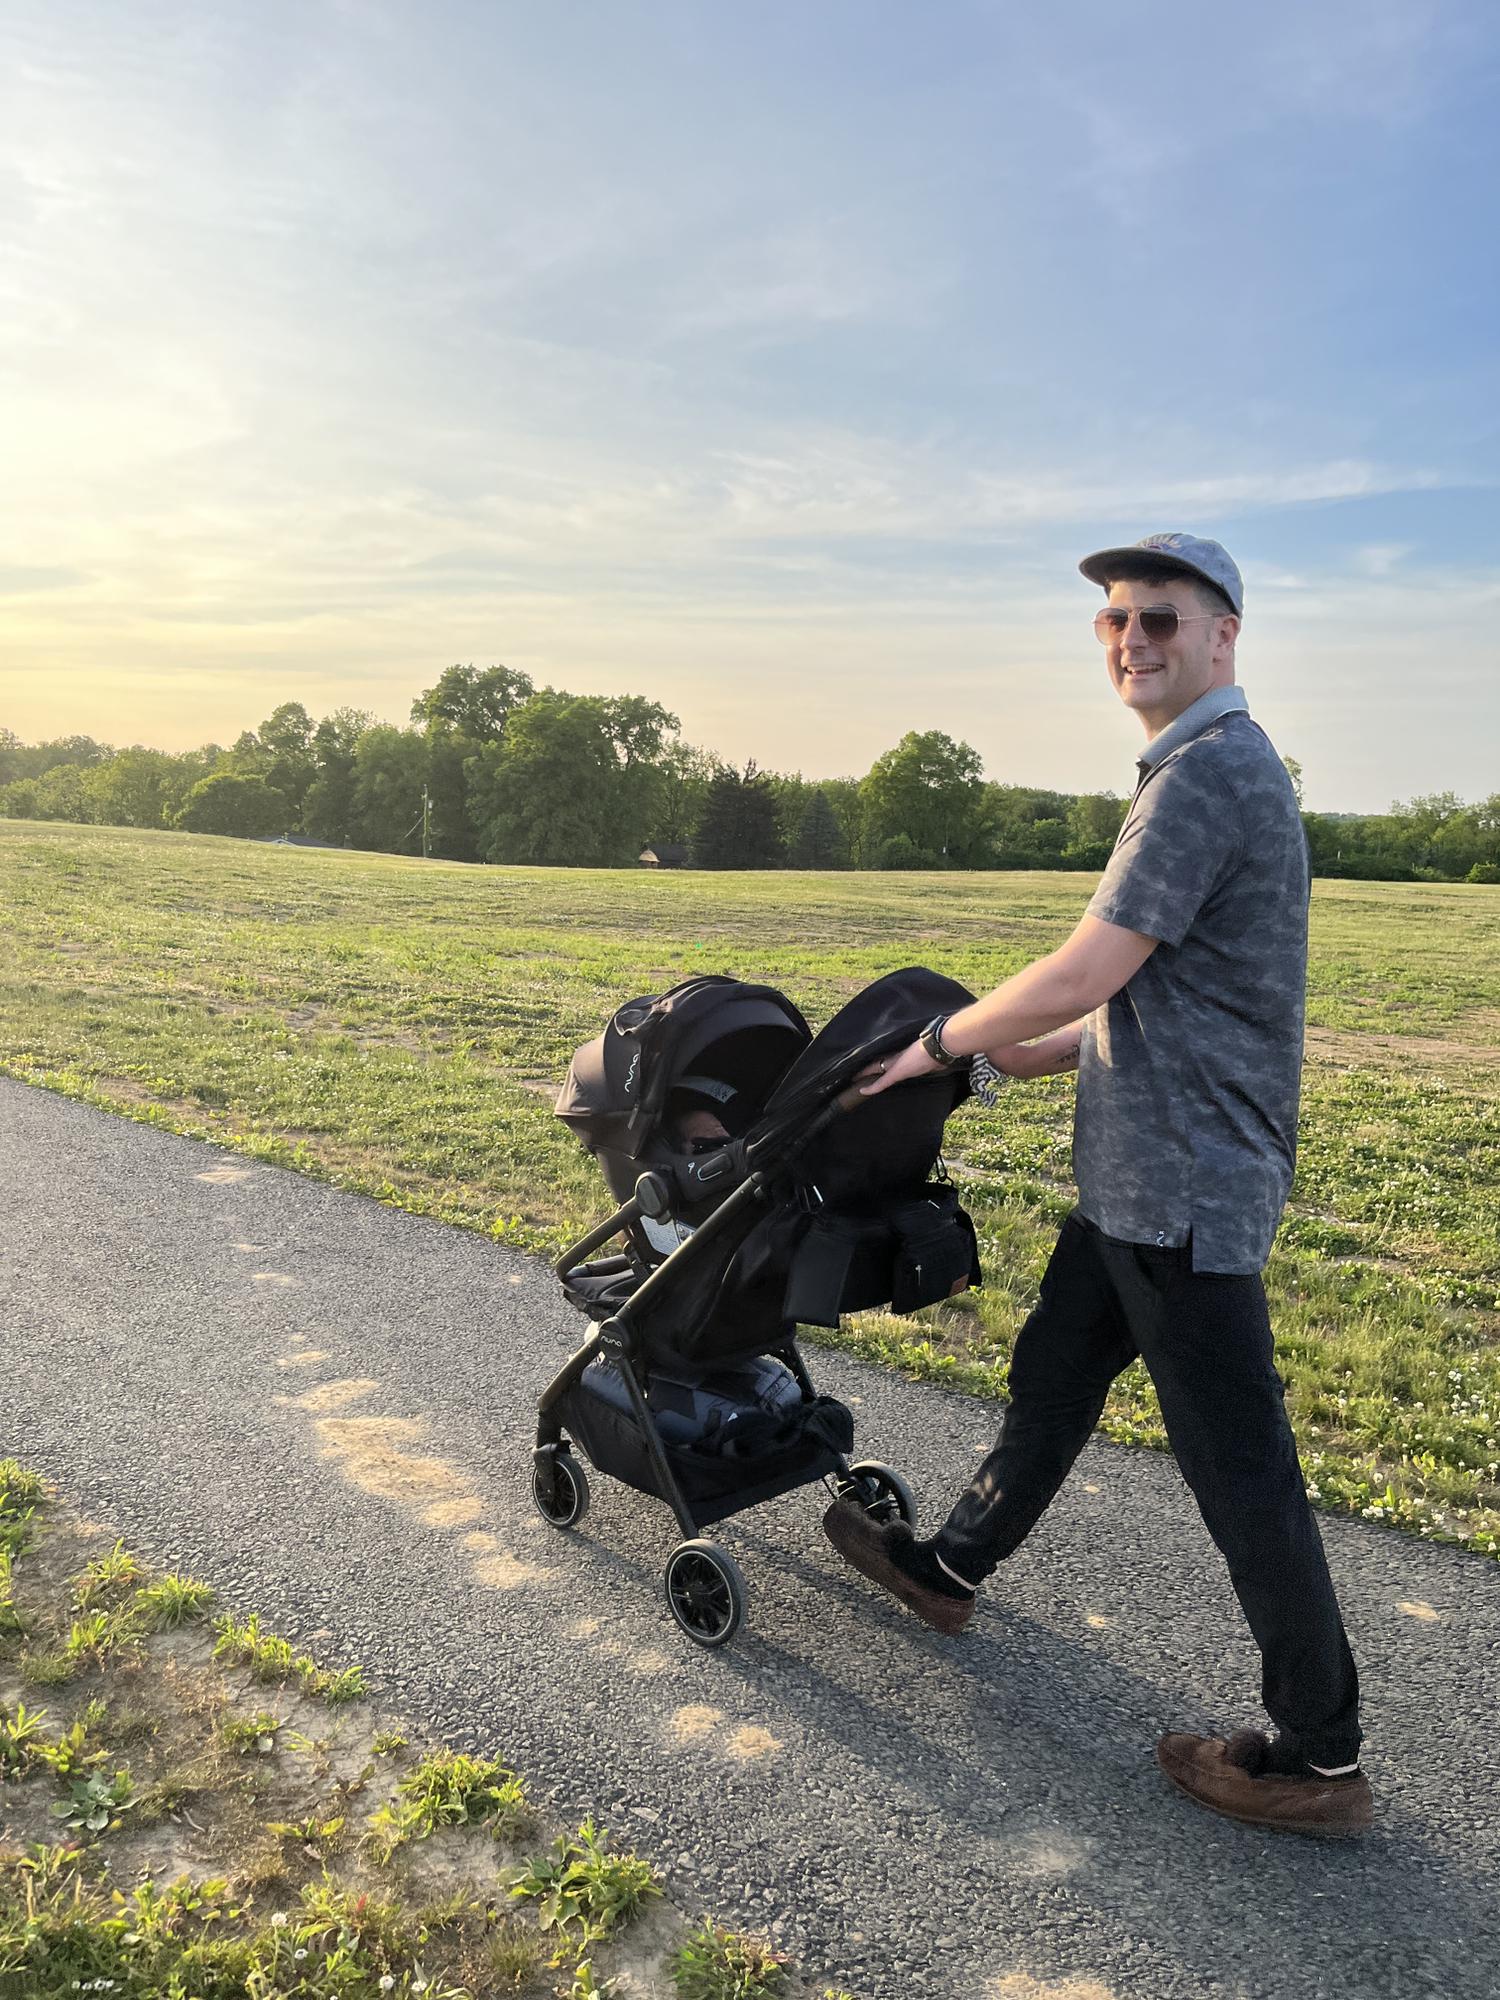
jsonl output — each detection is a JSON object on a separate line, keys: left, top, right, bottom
{"left": 822, "top": 1502, "right": 974, "bottom": 1635}
{"left": 1157, "top": 1761, "right": 1372, "bottom": 1838}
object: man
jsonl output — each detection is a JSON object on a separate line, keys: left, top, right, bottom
{"left": 824, "top": 532, "right": 1369, "bottom": 1837}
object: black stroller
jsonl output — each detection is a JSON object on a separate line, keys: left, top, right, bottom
{"left": 533, "top": 967, "right": 984, "bottom": 1646}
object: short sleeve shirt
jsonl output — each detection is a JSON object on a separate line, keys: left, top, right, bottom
{"left": 1074, "top": 688, "right": 1309, "bottom": 1273}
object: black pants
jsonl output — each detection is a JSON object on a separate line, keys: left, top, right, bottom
{"left": 936, "top": 1210, "right": 1361, "bottom": 1767}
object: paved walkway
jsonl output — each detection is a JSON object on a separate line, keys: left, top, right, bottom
{"left": 4, "top": 1078, "right": 1496, "bottom": 2000}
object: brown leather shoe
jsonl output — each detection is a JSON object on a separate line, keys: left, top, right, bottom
{"left": 821, "top": 1499, "right": 975, "bottom": 1635}
{"left": 1156, "top": 1730, "right": 1373, "bottom": 1837}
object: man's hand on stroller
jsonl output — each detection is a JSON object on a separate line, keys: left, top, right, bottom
{"left": 856, "top": 1040, "right": 945, "bottom": 1096}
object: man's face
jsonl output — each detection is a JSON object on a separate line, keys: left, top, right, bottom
{"left": 1100, "top": 576, "right": 1238, "bottom": 735}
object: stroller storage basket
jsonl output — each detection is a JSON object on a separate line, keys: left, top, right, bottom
{"left": 557, "top": 1357, "right": 854, "bottom": 1530}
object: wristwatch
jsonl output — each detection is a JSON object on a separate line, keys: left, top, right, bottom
{"left": 918, "top": 1015, "right": 965, "bottom": 1068}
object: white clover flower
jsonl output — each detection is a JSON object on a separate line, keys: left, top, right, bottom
{"left": 271, "top": 1911, "right": 289, "bottom": 1929}
{"left": 294, "top": 1949, "right": 307, "bottom": 1962}
{"left": 379, "top": 1980, "right": 396, "bottom": 1994}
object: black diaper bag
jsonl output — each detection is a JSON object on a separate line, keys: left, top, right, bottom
{"left": 782, "top": 1183, "right": 982, "bottom": 1328}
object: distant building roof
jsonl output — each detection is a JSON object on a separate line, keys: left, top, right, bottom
{"left": 639, "top": 842, "right": 691, "bottom": 867}
{"left": 261, "top": 833, "right": 345, "bottom": 849}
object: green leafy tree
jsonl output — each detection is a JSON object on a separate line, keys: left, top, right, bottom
{"left": 411, "top": 664, "right": 534, "bottom": 742}
{"left": 29, "top": 765, "right": 96, "bottom": 822}
{"left": 81, "top": 748, "right": 180, "bottom": 828}
{"left": 302, "top": 709, "right": 373, "bottom": 846}
{"left": 0, "top": 728, "right": 24, "bottom": 786}
{"left": 175, "top": 772, "right": 291, "bottom": 838}
{"left": 985, "top": 783, "right": 1073, "bottom": 868}
{"left": 222, "top": 729, "right": 267, "bottom": 775}
{"left": 599, "top": 694, "right": 679, "bottom": 853}
{"left": 348, "top": 726, "right": 430, "bottom": 853}
{"left": 17, "top": 735, "right": 112, "bottom": 779}
{"left": 861, "top": 731, "right": 985, "bottom": 868}
{"left": 0, "top": 777, "right": 40, "bottom": 818}
{"left": 411, "top": 667, "right": 540, "bottom": 860}
{"left": 648, "top": 740, "right": 715, "bottom": 844}
{"left": 820, "top": 777, "right": 868, "bottom": 867}
{"left": 254, "top": 702, "right": 317, "bottom": 820}
{"left": 469, "top": 693, "right": 630, "bottom": 865}
{"left": 764, "top": 772, "right": 813, "bottom": 853}
{"left": 1064, "top": 791, "right": 1127, "bottom": 868}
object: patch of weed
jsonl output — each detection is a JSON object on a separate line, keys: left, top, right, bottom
{"left": 369, "top": 1749, "right": 528, "bottom": 1860}
{"left": 74, "top": 1538, "right": 145, "bottom": 1608}
{"left": 218, "top": 1709, "right": 283, "bottom": 1756}
{"left": 0, "top": 1698, "right": 50, "bottom": 1773}
{"left": 0, "top": 1458, "right": 45, "bottom": 1559}
{"left": 132, "top": 1570, "right": 216, "bottom": 1630}
{"left": 669, "top": 1922, "right": 790, "bottom": 1999}
{"left": 211, "top": 1611, "right": 366, "bottom": 1701}
{"left": 30, "top": 1711, "right": 106, "bottom": 1781}
{"left": 509, "top": 1819, "right": 661, "bottom": 1946}
{"left": 50, "top": 1766, "right": 136, "bottom": 1834}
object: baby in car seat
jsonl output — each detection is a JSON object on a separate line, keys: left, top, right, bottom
{"left": 638, "top": 1076, "right": 738, "bottom": 1254}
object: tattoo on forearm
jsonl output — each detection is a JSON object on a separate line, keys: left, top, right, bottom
{"left": 1048, "top": 1038, "right": 1081, "bottom": 1075}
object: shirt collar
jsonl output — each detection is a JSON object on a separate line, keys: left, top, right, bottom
{"left": 1136, "top": 683, "right": 1249, "bottom": 774}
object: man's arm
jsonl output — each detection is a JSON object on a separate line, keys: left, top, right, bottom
{"left": 993, "top": 1023, "right": 1086, "bottom": 1078}
{"left": 861, "top": 915, "right": 1157, "bottom": 1095}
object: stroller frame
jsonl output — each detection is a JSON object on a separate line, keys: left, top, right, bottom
{"left": 534, "top": 1079, "right": 914, "bottom": 1645}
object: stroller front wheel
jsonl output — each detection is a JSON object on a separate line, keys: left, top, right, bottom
{"left": 840, "top": 1459, "right": 917, "bottom": 1529}
{"left": 664, "top": 1540, "right": 745, "bottom": 1647}
{"left": 532, "top": 1448, "right": 591, "bottom": 1529}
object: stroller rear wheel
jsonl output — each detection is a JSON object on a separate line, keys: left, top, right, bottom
{"left": 839, "top": 1459, "right": 917, "bottom": 1529}
{"left": 664, "top": 1540, "right": 745, "bottom": 1647}
{"left": 532, "top": 1447, "right": 591, "bottom": 1529}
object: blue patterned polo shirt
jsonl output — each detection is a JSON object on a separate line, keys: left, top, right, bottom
{"left": 1074, "top": 685, "right": 1309, "bottom": 1273}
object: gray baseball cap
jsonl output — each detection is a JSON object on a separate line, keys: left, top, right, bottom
{"left": 1078, "top": 532, "right": 1243, "bottom": 617}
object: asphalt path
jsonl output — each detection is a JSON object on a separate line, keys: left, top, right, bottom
{"left": 4, "top": 1077, "right": 1498, "bottom": 2000}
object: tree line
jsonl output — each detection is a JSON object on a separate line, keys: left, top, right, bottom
{"left": 2, "top": 665, "right": 1496, "bottom": 881}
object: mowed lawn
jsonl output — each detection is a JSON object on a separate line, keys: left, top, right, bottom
{"left": 5, "top": 820, "right": 1498, "bottom": 1557}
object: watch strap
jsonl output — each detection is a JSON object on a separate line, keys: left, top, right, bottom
{"left": 919, "top": 1015, "right": 964, "bottom": 1068}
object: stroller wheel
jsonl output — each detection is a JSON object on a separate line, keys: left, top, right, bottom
{"left": 532, "top": 1448, "right": 591, "bottom": 1529}
{"left": 842, "top": 1459, "right": 917, "bottom": 1529}
{"left": 664, "top": 1540, "right": 745, "bottom": 1648}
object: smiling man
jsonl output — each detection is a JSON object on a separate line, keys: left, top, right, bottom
{"left": 824, "top": 532, "right": 1370, "bottom": 1837}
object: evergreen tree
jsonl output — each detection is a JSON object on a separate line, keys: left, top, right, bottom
{"left": 790, "top": 787, "right": 847, "bottom": 868}
{"left": 693, "top": 762, "right": 785, "bottom": 869}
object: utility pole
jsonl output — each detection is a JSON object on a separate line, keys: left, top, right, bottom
{"left": 421, "top": 785, "right": 431, "bottom": 860}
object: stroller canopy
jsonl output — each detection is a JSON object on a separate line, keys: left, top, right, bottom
{"left": 759, "top": 966, "right": 979, "bottom": 1203}
{"left": 555, "top": 975, "right": 811, "bottom": 1162}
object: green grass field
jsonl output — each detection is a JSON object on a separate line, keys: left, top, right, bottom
{"left": 4, "top": 820, "right": 1498, "bottom": 1558}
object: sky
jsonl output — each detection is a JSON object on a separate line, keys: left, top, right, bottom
{"left": 1, "top": 0, "right": 1496, "bottom": 813}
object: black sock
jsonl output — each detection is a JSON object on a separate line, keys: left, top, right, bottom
{"left": 1264, "top": 1735, "right": 1361, "bottom": 1781}
{"left": 879, "top": 1528, "right": 975, "bottom": 1600}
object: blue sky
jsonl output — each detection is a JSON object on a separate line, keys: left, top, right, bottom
{"left": 1, "top": 0, "right": 1495, "bottom": 810}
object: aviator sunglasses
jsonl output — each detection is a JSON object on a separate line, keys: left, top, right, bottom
{"left": 1094, "top": 604, "right": 1230, "bottom": 644}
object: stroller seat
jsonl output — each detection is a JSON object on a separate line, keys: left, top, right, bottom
{"left": 560, "top": 1257, "right": 640, "bottom": 1321}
